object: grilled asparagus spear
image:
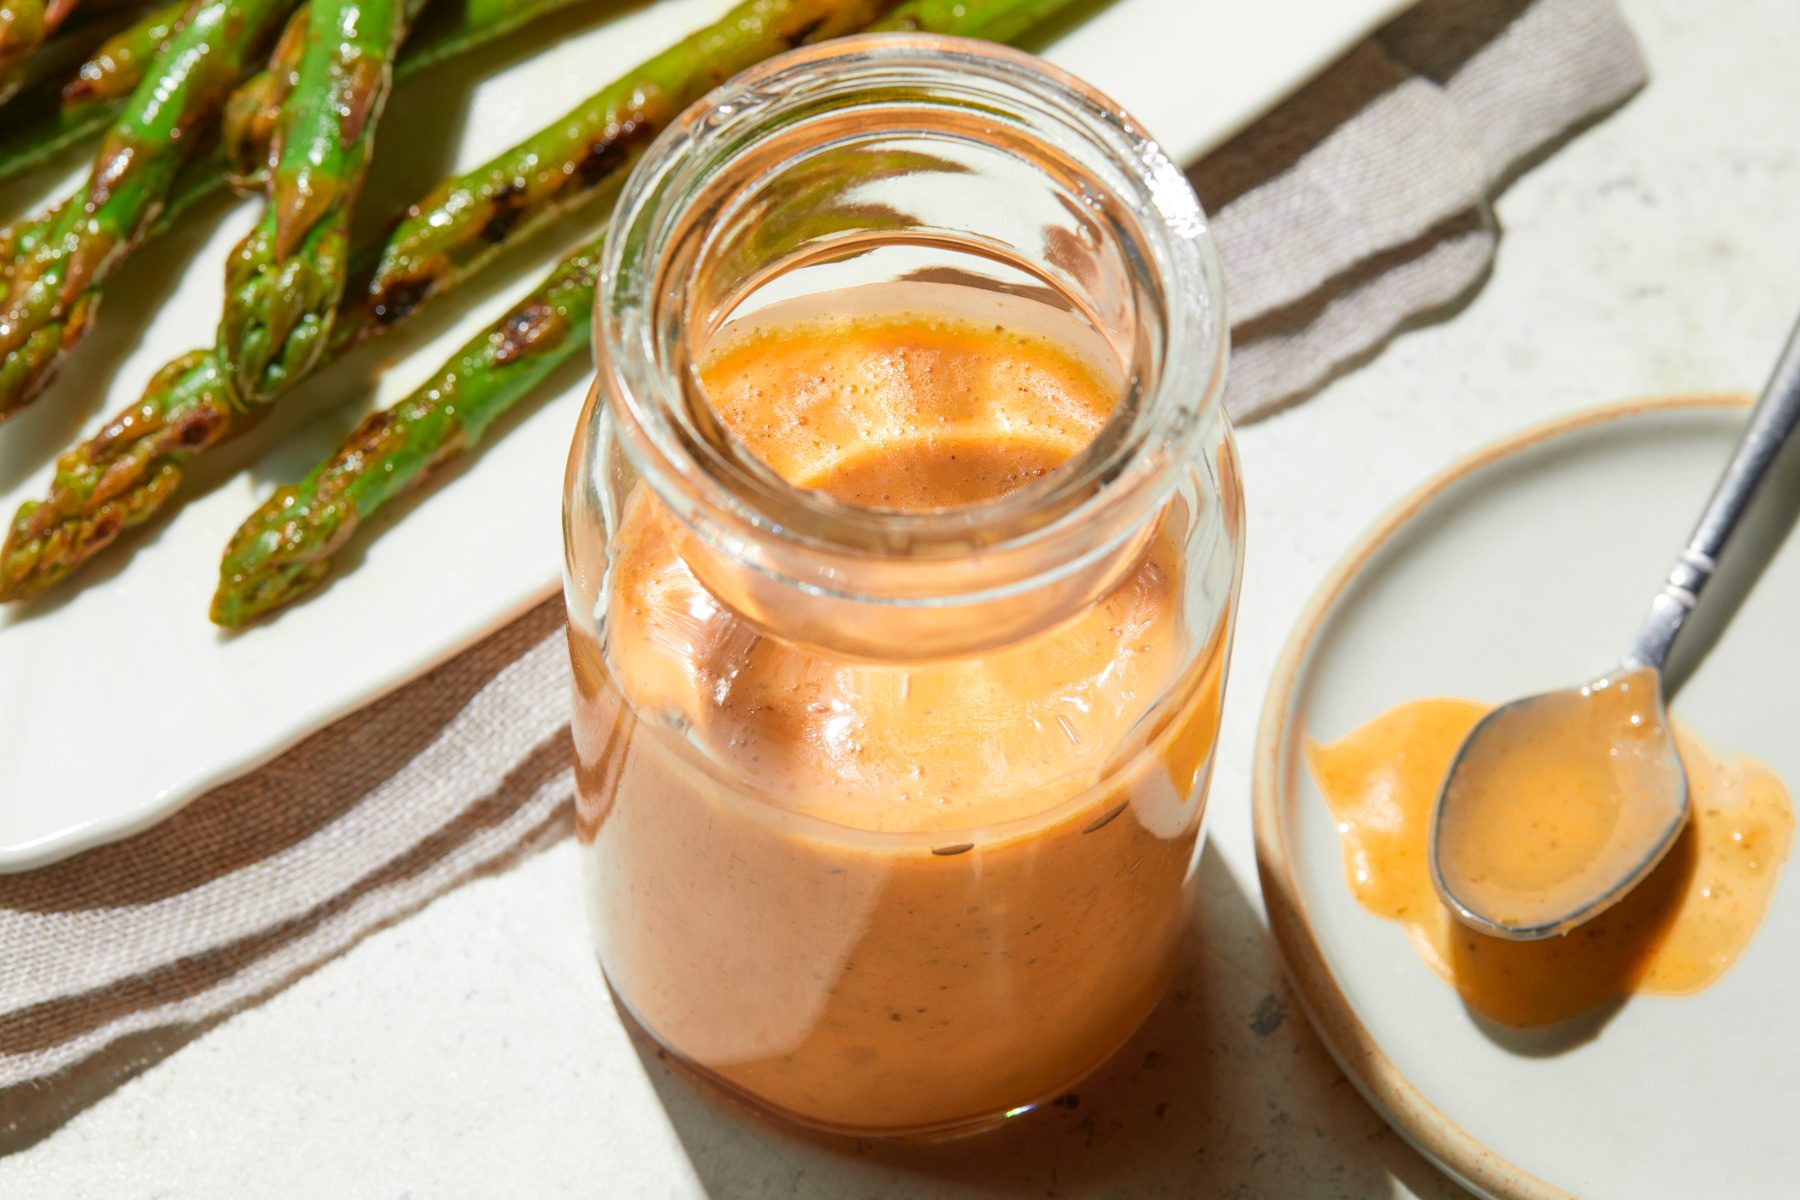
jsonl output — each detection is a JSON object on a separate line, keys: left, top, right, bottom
{"left": 58, "top": 0, "right": 191, "bottom": 118}
{"left": 361, "top": 0, "right": 897, "bottom": 327}
{"left": 218, "top": 0, "right": 427, "bottom": 403}
{"left": 212, "top": 241, "right": 600, "bottom": 624}
{"left": 0, "top": 351, "right": 231, "bottom": 598}
{"left": 222, "top": 0, "right": 605, "bottom": 184}
{"left": 219, "top": 2, "right": 307, "bottom": 185}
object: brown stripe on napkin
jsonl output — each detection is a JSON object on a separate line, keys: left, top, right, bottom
{"left": 0, "top": 0, "right": 1646, "bottom": 1140}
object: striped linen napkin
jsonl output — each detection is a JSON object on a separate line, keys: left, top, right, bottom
{"left": 0, "top": 0, "right": 1645, "bottom": 1133}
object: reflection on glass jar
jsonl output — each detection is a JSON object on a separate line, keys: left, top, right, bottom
{"left": 563, "top": 34, "right": 1241, "bottom": 1138}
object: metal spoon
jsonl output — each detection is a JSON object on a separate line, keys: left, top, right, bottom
{"left": 1430, "top": 318, "right": 1800, "bottom": 940}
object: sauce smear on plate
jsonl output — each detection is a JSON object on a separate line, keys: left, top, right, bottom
{"left": 1308, "top": 700, "right": 1793, "bottom": 1026}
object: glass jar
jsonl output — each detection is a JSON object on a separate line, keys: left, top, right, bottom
{"left": 563, "top": 34, "right": 1241, "bottom": 1139}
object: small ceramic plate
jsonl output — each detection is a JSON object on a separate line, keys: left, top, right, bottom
{"left": 0, "top": 0, "right": 1408, "bottom": 870}
{"left": 1255, "top": 397, "right": 1800, "bottom": 1200}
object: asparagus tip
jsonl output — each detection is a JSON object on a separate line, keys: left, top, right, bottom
{"left": 210, "top": 487, "right": 346, "bottom": 625}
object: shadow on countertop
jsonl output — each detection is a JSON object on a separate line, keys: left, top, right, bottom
{"left": 628, "top": 841, "right": 1471, "bottom": 1200}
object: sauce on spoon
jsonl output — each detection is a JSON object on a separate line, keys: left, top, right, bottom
{"left": 1434, "top": 667, "right": 1685, "bottom": 931}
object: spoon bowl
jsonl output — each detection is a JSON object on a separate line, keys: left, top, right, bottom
{"left": 1431, "top": 665, "right": 1689, "bottom": 939}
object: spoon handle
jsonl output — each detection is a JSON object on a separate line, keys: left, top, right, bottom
{"left": 1626, "top": 318, "right": 1800, "bottom": 671}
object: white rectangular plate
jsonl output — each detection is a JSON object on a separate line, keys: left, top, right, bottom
{"left": 0, "top": 0, "right": 1406, "bottom": 869}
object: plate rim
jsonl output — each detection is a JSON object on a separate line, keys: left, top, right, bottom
{"left": 1250, "top": 392, "right": 1753, "bottom": 1200}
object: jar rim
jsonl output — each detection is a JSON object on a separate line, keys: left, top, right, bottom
{"left": 594, "top": 32, "right": 1229, "bottom": 611}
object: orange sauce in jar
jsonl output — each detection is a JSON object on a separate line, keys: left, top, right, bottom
{"left": 570, "top": 312, "right": 1231, "bottom": 1133}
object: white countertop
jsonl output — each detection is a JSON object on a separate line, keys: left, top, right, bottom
{"left": 5, "top": 0, "right": 1798, "bottom": 1195}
